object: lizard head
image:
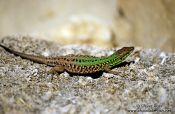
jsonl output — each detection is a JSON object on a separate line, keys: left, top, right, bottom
{"left": 107, "top": 47, "right": 134, "bottom": 68}
{"left": 116, "top": 46, "right": 134, "bottom": 61}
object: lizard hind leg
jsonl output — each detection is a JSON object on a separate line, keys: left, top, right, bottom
{"left": 48, "top": 65, "right": 65, "bottom": 74}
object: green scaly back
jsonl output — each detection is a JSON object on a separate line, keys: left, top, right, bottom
{"left": 74, "top": 47, "right": 134, "bottom": 68}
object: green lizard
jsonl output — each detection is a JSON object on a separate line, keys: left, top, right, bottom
{"left": 0, "top": 44, "right": 134, "bottom": 75}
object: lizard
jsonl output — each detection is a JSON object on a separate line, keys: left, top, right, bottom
{"left": 0, "top": 44, "right": 134, "bottom": 75}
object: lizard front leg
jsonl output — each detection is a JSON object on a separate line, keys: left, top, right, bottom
{"left": 104, "top": 67, "right": 119, "bottom": 75}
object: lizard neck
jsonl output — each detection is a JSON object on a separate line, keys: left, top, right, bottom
{"left": 106, "top": 52, "right": 128, "bottom": 68}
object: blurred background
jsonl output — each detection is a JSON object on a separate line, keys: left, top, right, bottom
{"left": 0, "top": 0, "right": 174, "bottom": 52}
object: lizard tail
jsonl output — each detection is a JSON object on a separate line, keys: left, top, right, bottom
{"left": 0, "top": 44, "right": 48, "bottom": 64}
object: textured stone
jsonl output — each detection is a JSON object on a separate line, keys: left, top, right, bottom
{"left": 0, "top": 36, "right": 174, "bottom": 114}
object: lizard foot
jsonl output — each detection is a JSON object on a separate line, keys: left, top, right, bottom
{"left": 48, "top": 65, "right": 65, "bottom": 75}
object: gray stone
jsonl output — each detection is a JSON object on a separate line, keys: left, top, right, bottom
{"left": 0, "top": 36, "right": 174, "bottom": 114}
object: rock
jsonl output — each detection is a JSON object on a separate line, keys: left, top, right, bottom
{"left": 0, "top": 36, "right": 174, "bottom": 114}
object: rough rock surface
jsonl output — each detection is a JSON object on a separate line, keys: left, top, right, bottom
{"left": 0, "top": 36, "right": 174, "bottom": 114}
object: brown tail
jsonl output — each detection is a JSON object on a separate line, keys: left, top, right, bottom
{"left": 0, "top": 44, "right": 48, "bottom": 64}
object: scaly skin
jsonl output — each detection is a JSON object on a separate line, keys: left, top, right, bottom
{"left": 0, "top": 44, "right": 134, "bottom": 74}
